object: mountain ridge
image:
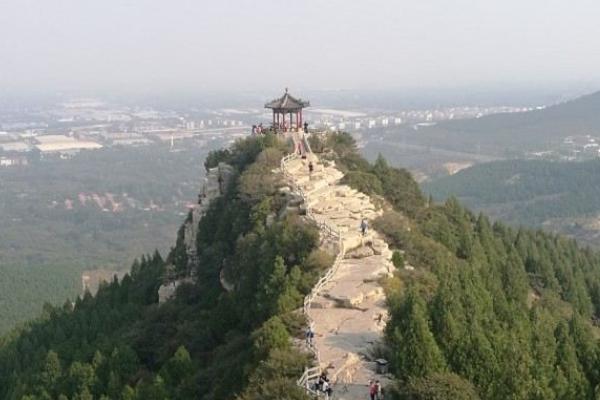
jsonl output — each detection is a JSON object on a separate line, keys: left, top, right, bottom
{"left": 394, "top": 89, "right": 600, "bottom": 157}
{"left": 2, "top": 132, "right": 600, "bottom": 399}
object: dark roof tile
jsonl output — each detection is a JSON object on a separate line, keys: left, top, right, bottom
{"left": 265, "top": 90, "right": 310, "bottom": 110}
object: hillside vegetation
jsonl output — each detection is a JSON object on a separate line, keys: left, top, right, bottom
{"left": 0, "top": 134, "right": 327, "bottom": 400}
{"left": 318, "top": 135, "right": 600, "bottom": 398}
{"left": 0, "top": 142, "right": 217, "bottom": 334}
{"left": 1, "top": 133, "right": 600, "bottom": 399}
{"left": 424, "top": 158, "right": 600, "bottom": 228}
{"left": 0, "top": 264, "right": 81, "bottom": 335}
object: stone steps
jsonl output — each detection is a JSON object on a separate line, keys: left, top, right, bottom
{"left": 324, "top": 280, "right": 384, "bottom": 309}
{"left": 284, "top": 155, "right": 393, "bottom": 391}
{"left": 338, "top": 256, "right": 392, "bottom": 279}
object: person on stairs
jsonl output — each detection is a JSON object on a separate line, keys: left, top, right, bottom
{"left": 308, "top": 161, "right": 314, "bottom": 175}
{"left": 318, "top": 372, "right": 328, "bottom": 389}
{"left": 369, "top": 380, "right": 377, "bottom": 400}
{"left": 322, "top": 379, "right": 332, "bottom": 399}
{"left": 360, "top": 218, "right": 368, "bottom": 236}
{"left": 305, "top": 325, "right": 314, "bottom": 347}
{"left": 375, "top": 380, "right": 384, "bottom": 399}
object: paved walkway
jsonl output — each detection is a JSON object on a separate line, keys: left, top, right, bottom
{"left": 284, "top": 154, "right": 394, "bottom": 399}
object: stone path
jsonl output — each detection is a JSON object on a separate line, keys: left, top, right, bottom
{"left": 284, "top": 153, "right": 394, "bottom": 399}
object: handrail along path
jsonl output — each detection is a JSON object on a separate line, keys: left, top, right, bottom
{"left": 281, "top": 152, "right": 346, "bottom": 397}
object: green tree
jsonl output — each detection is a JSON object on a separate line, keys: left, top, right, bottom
{"left": 40, "top": 350, "right": 62, "bottom": 388}
{"left": 389, "top": 288, "right": 446, "bottom": 379}
{"left": 252, "top": 316, "right": 290, "bottom": 359}
{"left": 553, "top": 322, "right": 589, "bottom": 399}
{"left": 160, "top": 346, "right": 194, "bottom": 388}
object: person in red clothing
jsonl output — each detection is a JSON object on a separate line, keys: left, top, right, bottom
{"left": 369, "top": 380, "right": 377, "bottom": 400}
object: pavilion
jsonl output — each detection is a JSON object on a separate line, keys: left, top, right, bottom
{"left": 265, "top": 89, "right": 310, "bottom": 132}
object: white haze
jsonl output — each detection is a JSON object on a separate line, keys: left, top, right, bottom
{"left": 1, "top": 0, "right": 600, "bottom": 93}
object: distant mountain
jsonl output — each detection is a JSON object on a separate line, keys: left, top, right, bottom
{"left": 424, "top": 158, "right": 600, "bottom": 246}
{"left": 390, "top": 90, "right": 600, "bottom": 157}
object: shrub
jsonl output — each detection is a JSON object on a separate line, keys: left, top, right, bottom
{"left": 392, "top": 251, "right": 405, "bottom": 269}
{"left": 307, "top": 134, "right": 325, "bottom": 153}
{"left": 342, "top": 171, "right": 383, "bottom": 195}
{"left": 252, "top": 316, "right": 290, "bottom": 358}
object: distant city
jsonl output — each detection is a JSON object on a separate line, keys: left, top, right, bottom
{"left": 0, "top": 96, "right": 540, "bottom": 168}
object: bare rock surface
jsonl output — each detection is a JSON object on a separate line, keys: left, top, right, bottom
{"left": 284, "top": 151, "right": 394, "bottom": 394}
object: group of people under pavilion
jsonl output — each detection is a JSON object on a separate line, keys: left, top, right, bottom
{"left": 264, "top": 88, "right": 310, "bottom": 133}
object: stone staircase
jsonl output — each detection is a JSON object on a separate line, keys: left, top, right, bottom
{"left": 282, "top": 152, "right": 393, "bottom": 399}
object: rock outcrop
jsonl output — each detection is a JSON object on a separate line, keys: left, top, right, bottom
{"left": 183, "top": 162, "right": 234, "bottom": 269}
{"left": 158, "top": 162, "right": 234, "bottom": 303}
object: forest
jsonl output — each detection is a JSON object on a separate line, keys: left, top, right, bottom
{"left": 0, "top": 264, "right": 80, "bottom": 335}
{"left": 1, "top": 133, "right": 600, "bottom": 399}
{"left": 424, "top": 158, "right": 600, "bottom": 226}
{"left": 0, "top": 140, "right": 220, "bottom": 334}
{"left": 0, "top": 134, "right": 329, "bottom": 399}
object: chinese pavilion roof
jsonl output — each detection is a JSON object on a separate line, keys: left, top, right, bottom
{"left": 265, "top": 89, "right": 310, "bottom": 110}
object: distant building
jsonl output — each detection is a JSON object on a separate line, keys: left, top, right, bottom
{"left": 0, "top": 142, "right": 31, "bottom": 152}
{"left": 34, "top": 134, "right": 103, "bottom": 155}
{"left": 0, "top": 154, "right": 28, "bottom": 167}
{"left": 112, "top": 138, "right": 153, "bottom": 146}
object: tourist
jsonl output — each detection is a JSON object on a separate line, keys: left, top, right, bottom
{"left": 251, "top": 125, "right": 257, "bottom": 135}
{"left": 375, "top": 380, "right": 384, "bottom": 399}
{"left": 369, "top": 380, "right": 377, "bottom": 400}
{"left": 319, "top": 371, "right": 328, "bottom": 382}
{"left": 322, "top": 379, "right": 332, "bottom": 399}
{"left": 317, "top": 372, "right": 328, "bottom": 391}
{"left": 360, "top": 218, "right": 368, "bottom": 236}
{"left": 258, "top": 123, "right": 263, "bottom": 134}
{"left": 304, "top": 122, "right": 309, "bottom": 133}
{"left": 308, "top": 161, "right": 314, "bottom": 175}
{"left": 306, "top": 325, "right": 314, "bottom": 347}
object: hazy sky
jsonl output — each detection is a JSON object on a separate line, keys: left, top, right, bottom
{"left": 1, "top": 0, "right": 600, "bottom": 93}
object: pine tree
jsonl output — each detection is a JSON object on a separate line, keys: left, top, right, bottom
{"left": 40, "top": 350, "right": 61, "bottom": 388}
{"left": 553, "top": 322, "right": 589, "bottom": 399}
{"left": 252, "top": 316, "right": 290, "bottom": 359}
{"left": 160, "top": 346, "right": 194, "bottom": 388}
{"left": 529, "top": 307, "right": 557, "bottom": 400}
{"left": 502, "top": 249, "right": 529, "bottom": 304}
{"left": 390, "top": 288, "right": 446, "bottom": 379}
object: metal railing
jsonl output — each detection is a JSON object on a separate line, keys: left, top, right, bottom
{"left": 281, "top": 152, "right": 346, "bottom": 398}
